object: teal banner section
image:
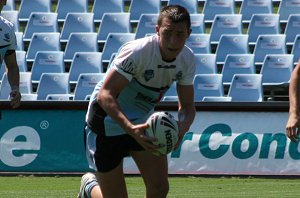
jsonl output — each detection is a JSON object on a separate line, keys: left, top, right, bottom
{"left": 0, "top": 110, "right": 91, "bottom": 172}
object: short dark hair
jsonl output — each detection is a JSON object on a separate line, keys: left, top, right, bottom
{"left": 158, "top": 5, "right": 191, "bottom": 30}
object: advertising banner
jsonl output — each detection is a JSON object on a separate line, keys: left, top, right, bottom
{"left": 125, "top": 111, "right": 300, "bottom": 175}
{"left": 0, "top": 110, "right": 90, "bottom": 172}
{"left": 1, "top": 109, "right": 299, "bottom": 175}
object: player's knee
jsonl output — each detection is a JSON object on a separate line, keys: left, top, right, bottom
{"left": 146, "top": 180, "right": 169, "bottom": 197}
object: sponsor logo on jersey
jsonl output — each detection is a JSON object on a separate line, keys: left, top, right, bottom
{"left": 143, "top": 69, "right": 154, "bottom": 81}
{"left": 120, "top": 58, "right": 134, "bottom": 74}
{"left": 157, "top": 64, "right": 176, "bottom": 69}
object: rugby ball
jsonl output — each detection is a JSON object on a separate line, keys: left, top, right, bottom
{"left": 145, "top": 111, "right": 179, "bottom": 155}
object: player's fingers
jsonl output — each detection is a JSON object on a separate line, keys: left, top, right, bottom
{"left": 10, "top": 97, "right": 21, "bottom": 108}
{"left": 141, "top": 140, "right": 158, "bottom": 152}
{"left": 139, "top": 123, "right": 149, "bottom": 130}
{"left": 287, "top": 127, "right": 299, "bottom": 142}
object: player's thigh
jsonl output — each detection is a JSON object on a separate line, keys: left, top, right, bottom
{"left": 95, "top": 160, "right": 128, "bottom": 198}
{"left": 130, "top": 151, "right": 169, "bottom": 186}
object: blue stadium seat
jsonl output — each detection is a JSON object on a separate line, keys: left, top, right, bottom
{"left": 284, "top": 14, "right": 300, "bottom": 46}
{"left": 193, "top": 74, "right": 224, "bottom": 101}
{"left": 291, "top": 34, "right": 300, "bottom": 63}
{"left": 239, "top": 0, "right": 273, "bottom": 24}
{"left": 215, "top": 34, "right": 249, "bottom": 64}
{"left": 18, "top": 0, "right": 52, "bottom": 22}
{"left": 129, "top": 0, "right": 161, "bottom": 24}
{"left": 203, "top": 0, "right": 235, "bottom": 23}
{"left": 64, "top": 32, "right": 98, "bottom": 62}
{"left": 190, "top": 14, "right": 205, "bottom": 34}
{"left": 247, "top": 14, "right": 280, "bottom": 45}
{"left": 92, "top": 0, "right": 124, "bottom": 23}
{"left": 278, "top": 0, "right": 300, "bottom": 23}
{"left": 15, "top": 32, "right": 24, "bottom": 51}
{"left": 3, "top": 0, "right": 15, "bottom": 11}
{"left": 101, "top": 33, "right": 135, "bottom": 64}
{"left": 194, "top": 54, "right": 217, "bottom": 74}
{"left": 228, "top": 74, "right": 263, "bottom": 102}
{"left": 23, "top": 12, "right": 58, "bottom": 42}
{"left": 21, "top": 93, "right": 38, "bottom": 101}
{"left": 26, "top": 32, "right": 61, "bottom": 62}
{"left": 253, "top": 34, "right": 287, "bottom": 64}
{"left": 135, "top": 14, "right": 158, "bottom": 39}
{"left": 73, "top": 73, "right": 105, "bottom": 100}
{"left": 36, "top": 73, "right": 70, "bottom": 100}
{"left": 210, "top": 14, "right": 242, "bottom": 45}
{"left": 0, "top": 72, "right": 32, "bottom": 99}
{"left": 46, "top": 94, "right": 73, "bottom": 101}
{"left": 168, "top": 0, "right": 199, "bottom": 14}
{"left": 1, "top": 10, "right": 19, "bottom": 32}
{"left": 55, "top": 0, "right": 88, "bottom": 23}
{"left": 260, "top": 54, "right": 293, "bottom": 87}
{"left": 162, "top": 96, "right": 179, "bottom": 102}
{"left": 0, "top": 51, "right": 27, "bottom": 78}
{"left": 19, "top": 72, "right": 33, "bottom": 94}
{"left": 15, "top": 51, "right": 27, "bottom": 72}
{"left": 97, "top": 13, "right": 131, "bottom": 43}
{"left": 31, "top": 51, "right": 65, "bottom": 84}
{"left": 221, "top": 54, "right": 255, "bottom": 85}
{"left": 69, "top": 52, "right": 103, "bottom": 84}
{"left": 186, "top": 34, "right": 211, "bottom": 54}
{"left": 60, "top": 13, "right": 95, "bottom": 43}
{"left": 202, "top": 96, "right": 232, "bottom": 102}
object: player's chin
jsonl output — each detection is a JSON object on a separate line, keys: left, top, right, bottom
{"left": 165, "top": 49, "right": 180, "bottom": 60}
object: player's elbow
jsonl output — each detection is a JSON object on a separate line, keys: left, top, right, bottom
{"left": 96, "top": 90, "right": 106, "bottom": 107}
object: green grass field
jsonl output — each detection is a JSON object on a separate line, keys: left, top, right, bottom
{"left": 1, "top": 175, "right": 300, "bottom": 197}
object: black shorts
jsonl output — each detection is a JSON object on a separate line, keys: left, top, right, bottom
{"left": 93, "top": 131, "right": 144, "bottom": 173}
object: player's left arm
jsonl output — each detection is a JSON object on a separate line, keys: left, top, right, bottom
{"left": 4, "top": 50, "right": 21, "bottom": 108}
{"left": 176, "top": 84, "right": 196, "bottom": 139}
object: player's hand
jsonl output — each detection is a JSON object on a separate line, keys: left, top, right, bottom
{"left": 10, "top": 90, "right": 21, "bottom": 109}
{"left": 128, "top": 123, "right": 158, "bottom": 152}
{"left": 286, "top": 114, "right": 300, "bottom": 142}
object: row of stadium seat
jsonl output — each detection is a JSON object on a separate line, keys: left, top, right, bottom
{"left": 0, "top": 72, "right": 103, "bottom": 101}
{"left": 0, "top": 72, "right": 270, "bottom": 102}
{"left": 5, "top": 11, "right": 300, "bottom": 44}
{"left": 5, "top": 11, "right": 300, "bottom": 57}
{"left": 1, "top": 51, "right": 291, "bottom": 85}
{"left": 12, "top": 32, "right": 300, "bottom": 68}
{"left": 0, "top": 51, "right": 104, "bottom": 84}
{"left": 4, "top": 0, "right": 298, "bottom": 24}
{"left": 164, "top": 74, "right": 265, "bottom": 102}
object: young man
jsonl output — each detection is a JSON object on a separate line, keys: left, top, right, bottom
{"left": 78, "top": 5, "right": 196, "bottom": 198}
{"left": 0, "top": 0, "right": 21, "bottom": 108}
{"left": 286, "top": 60, "right": 300, "bottom": 142}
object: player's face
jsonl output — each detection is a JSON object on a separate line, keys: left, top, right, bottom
{"left": 0, "top": 0, "right": 7, "bottom": 12}
{"left": 156, "top": 17, "right": 191, "bottom": 62}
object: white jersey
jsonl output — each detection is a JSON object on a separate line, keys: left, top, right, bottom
{"left": 0, "top": 16, "right": 17, "bottom": 64}
{"left": 86, "top": 35, "right": 195, "bottom": 136}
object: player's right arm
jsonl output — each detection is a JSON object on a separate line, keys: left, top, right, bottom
{"left": 96, "top": 68, "right": 157, "bottom": 152}
{"left": 286, "top": 59, "right": 300, "bottom": 142}
{"left": 4, "top": 50, "right": 21, "bottom": 108}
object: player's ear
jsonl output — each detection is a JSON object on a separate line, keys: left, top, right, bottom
{"left": 155, "top": 25, "right": 160, "bottom": 36}
{"left": 187, "top": 28, "right": 192, "bottom": 38}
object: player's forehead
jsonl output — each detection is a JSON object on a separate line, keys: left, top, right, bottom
{"left": 159, "top": 17, "right": 188, "bottom": 32}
